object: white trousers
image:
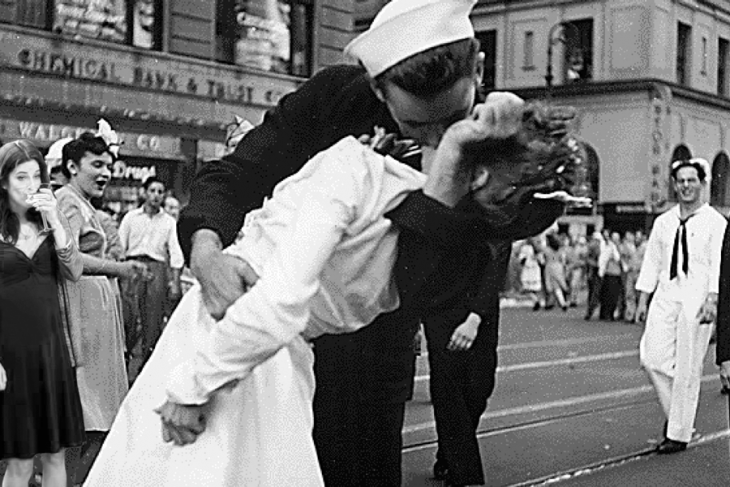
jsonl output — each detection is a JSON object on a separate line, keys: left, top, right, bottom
{"left": 83, "top": 285, "right": 324, "bottom": 487}
{"left": 639, "top": 293, "right": 714, "bottom": 443}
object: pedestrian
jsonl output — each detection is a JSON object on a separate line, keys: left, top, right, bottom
{"left": 118, "top": 177, "right": 183, "bottom": 367}
{"left": 82, "top": 96, "right": 578, "bottom": 486}
{"left": 0, "top": 140, "right": 84, "bottom": 487}
{"left": 715, "top": 198, "right": 730, "bottom": 396}
{"left": 620, "top": 231, "right": 641, "bottom": 322}
{"left": 519, "top": 238, "right": 544, "bottom": 310}
{"left": 584, "top": 231, "right": 604, "bottom": 319}
{"left": 55, "top": 132, "right": 148, "bottom": 483}
{"left": 598, "top": 231, "right": 622, "bottom": 320}
{"left": 163, "top": 194, "right": 180, "bottom": 221}
{"left": 636, "top": 158, "right": 726, "bottom": 454}
{"left": 542, "top": 232, "right": 569, "bottom": 311}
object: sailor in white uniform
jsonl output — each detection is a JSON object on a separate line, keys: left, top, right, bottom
{"left": 635, "top": 158, "right": 727, "bottom": 453}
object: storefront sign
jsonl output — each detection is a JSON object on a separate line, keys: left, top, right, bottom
{"left": 1, "top": 31, "right": 294, "bottom": 107}
{"left": 0, "top": 119, "right": 184, "bottom": 161}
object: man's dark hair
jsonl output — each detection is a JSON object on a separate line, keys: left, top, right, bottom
{"left": 670, "top": 160, "right": 707, "bottom": 182}
{"left": 374, "top": 38, "right": 481, "bottom": 97}
{"left": 61, "top": 132, "right": 112, "bottom": 179}
{"left": 143, "top": 176, "right": 165, "bottom": 191}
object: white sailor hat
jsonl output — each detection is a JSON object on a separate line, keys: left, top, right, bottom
{"left": 671, "top": 157, "right": 711, "bottom": 181}
{"left": 345, "top": 0, "right": 477, "bottom": 78}
{"left": 45, "top": 137, "right": 73, "bottom": 170}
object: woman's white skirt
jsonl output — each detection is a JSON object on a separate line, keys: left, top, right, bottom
{"left": 83, "top": 285, "right": 324, "bottom": 487}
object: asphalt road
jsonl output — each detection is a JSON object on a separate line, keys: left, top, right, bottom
{"left": 402, "top": 305, "right": 730, "bottom": 486}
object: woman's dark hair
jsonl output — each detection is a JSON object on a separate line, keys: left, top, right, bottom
{"left": 61, "top": 132, "right": 112, "bottom": 179}
{"left": 0, "top": 139, "right": 48, "bottom": 243}
{"left": 374, "top": 38, "right": 481, "bottom": 98}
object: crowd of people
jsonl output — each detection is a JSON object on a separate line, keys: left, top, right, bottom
{"left": 1, "top": 1, "right": 730, "bottom": 487}
{"left": 511, "top": 228, "right": 648, "bottom": 321}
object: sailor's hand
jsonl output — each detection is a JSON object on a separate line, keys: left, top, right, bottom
{"left": 447, "top": 313, "right": 481, "bottom": 352}
{"left": 190, "top": 230, "right": 259, "bottom": 320}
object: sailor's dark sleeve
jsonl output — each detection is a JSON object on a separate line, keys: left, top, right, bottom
{"left": 716, "top": 220, "right": 730, "bottom": 365}
{"left": 177, "top": 67, "right": 353, "bottom": 261}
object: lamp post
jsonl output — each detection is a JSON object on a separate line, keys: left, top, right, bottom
{"left": 545, "top": 21, "right": 584, "bottom": 96}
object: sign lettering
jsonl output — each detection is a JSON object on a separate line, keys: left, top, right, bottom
{"left": 11, "top": 45, "right": 290, "bottom": 106}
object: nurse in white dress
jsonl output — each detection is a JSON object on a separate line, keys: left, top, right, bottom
{"left": 83, "top": 135, "right": 428, "bottom": 487}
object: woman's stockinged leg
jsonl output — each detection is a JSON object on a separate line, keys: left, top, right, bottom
{"left": 39, "top": 450, "right": 67, "bottom": 487}
{"left": 2, "top": 458, "right": 34, "bottom": 487}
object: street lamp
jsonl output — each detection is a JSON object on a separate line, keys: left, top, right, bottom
{"left": 545, "top": 21, "right": 584, "bottom": 96}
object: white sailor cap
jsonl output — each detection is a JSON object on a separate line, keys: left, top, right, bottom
{"left": 671, "top": 157, "right": 711, "bottom": 181}
{"left": 345, "top": 0, "right": 477, "bottom": 78}
{"left": 45, "top": 137, "right": 73, "bottom": 170}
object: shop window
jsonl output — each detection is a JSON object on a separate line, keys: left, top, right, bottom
{"left": 476, "top": 29, "right": 496, "bottom": 91}
{"left": 0, "top": 0, "right": 162, "bottom": 50}
{"left": 216, "top": 0, "right": 313, "bottom": 77}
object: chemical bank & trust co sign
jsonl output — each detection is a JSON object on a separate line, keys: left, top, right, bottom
{"left": 0, "top": 31, "right": 293, "bottom": 107}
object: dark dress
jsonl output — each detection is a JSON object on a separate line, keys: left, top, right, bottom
{"left": 0, "top": 238, "right": 85, "bottom": 459}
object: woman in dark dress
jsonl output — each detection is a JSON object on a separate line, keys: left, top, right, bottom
{"left": 0, "top": 140, "right": 84, "bottom": 487}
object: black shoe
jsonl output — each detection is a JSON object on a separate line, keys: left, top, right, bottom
{"left": 656, "top": 438, "right": 687, "bottom": 454}
{"left": 533, "top": 302, "right": 541, "bottom": 311}
{"left": 562, "top": 305, "right": 569, "bottom": 312}
{"left": 433, "top": 460, "right": 449, "bottom": 481}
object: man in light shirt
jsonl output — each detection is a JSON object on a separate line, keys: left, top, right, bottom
{"left": 635, "top": 158, "right": 726, "bottom": 454}
{"left": 119, "top": 177, "right": 184, "bottom": 367}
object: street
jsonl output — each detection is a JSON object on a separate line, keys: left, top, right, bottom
{"left": 402, "top": 305, "right": 730, "bottom": 486}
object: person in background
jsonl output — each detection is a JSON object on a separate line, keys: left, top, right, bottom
{"left": 620, "top": 231, "right": 640, "bottom": 322}
{"left": 563, "top": 234, "right": 581, "bottom": 307}
{"left": 542, "top": 232, "right": 569, "bottom": 311}
{"left": 598, "top": 231, "right": 623, "bottom": 321}
{"left": 45, "top": 138, "right": 73, "bottom": 192}
{"left": 637, "top": 158, "right": 725, "bottom": 454}
{"left": 163, "top": 195, "right": 181, "bottom": 222}
{"left": 0, "top": 140, "right": 84, "bottom": 487}
{"left": 519, "top": 238, "right": 544, "bottom": 310}
{"left": 118, "top": 177, "right": 183, "bottom": 367}
{"left": 584, "top": 231, "right": 604, "bottom": 320}
{"left": 55, "top": 132, "right": 146, "bottom": 484}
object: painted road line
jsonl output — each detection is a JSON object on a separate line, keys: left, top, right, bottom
{"left": 403, "top": 373, "right": 718, "bottom": 437}
{"left": 416, "top": 334, "right": 639, "bottom": 359}
{"left": 415, "top": 350, "right": 639, "bottom": 383}
{"left": 510, "top": 427, "right": 730, "bottom": 487}
{"left": 498, "top": 334, "right": 638, "bottom": 352}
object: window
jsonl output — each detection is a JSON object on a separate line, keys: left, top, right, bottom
{"left": 0, "top": 0, "right": 51, "bottom": 28}
{"left": 719, "top": 38, "right": 728, "bottom": 95}
{"left": 0, "top": 0, "right": 162, "bottom": 49}
{"left": 216, "top": 0, "right": 313, "bottom": 77}
{"left": 701, "top": 36, "right": 708, "bottom": 75}
{"left": 563, "top": 18, "right": 593, "bottom": 82}
{"left": 677, "top": 22, "right": 691, "bottom": 86}
{"left": 523, "top": 30, "right": 534, "bottom": 70}
{"left": 476, "top": 29, "right": 497, "bottom": 91}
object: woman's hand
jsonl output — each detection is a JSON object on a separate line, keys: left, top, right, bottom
{"left": 0, "top": 362, "right": 6, "bottom": 391}
{"left": 29, "top": 188, "right": 62, "bottom": 229}
{"left": 447, "top": 312, "right": 482, "bottom": 352}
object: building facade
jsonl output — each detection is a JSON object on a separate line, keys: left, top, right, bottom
{"left": 0, "top": 0, "right": 355, "bottom": 213}
{"left": 472, "top": 0, "right": 730, "bottom": 235}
